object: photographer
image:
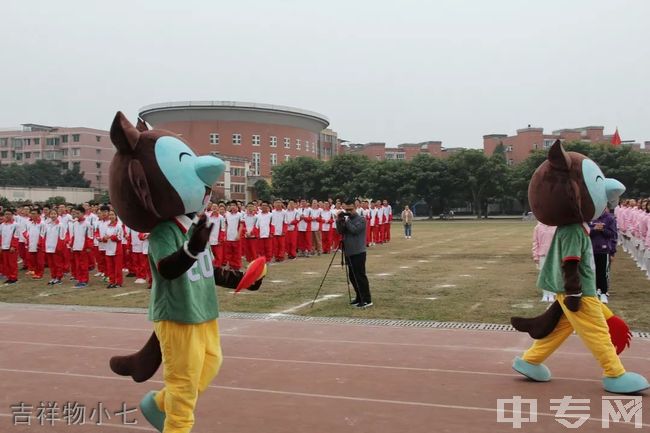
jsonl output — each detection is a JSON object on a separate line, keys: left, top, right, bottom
{"left": 337, "top": 199, "right": 372, "bottom": 308}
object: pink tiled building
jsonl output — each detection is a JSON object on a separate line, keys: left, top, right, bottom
{"left": 0, "top": 124, "right": 114, "bottom": 190}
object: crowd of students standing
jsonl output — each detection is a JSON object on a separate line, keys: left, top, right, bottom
{"left": 0, "top": 198, "right": 394, "bottom": 289}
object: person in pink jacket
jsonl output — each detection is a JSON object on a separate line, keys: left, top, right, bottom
{"left": 532, "top": 221, "right": 556, "bottom": 302}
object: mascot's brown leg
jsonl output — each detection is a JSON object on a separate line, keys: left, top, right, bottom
{"left": 109, "top": 331, "right": 162, "bottom": 383}
{"left": 511, "top": 301, "right": 564, "bottom": 339}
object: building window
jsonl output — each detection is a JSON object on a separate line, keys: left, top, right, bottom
{"left": 543, "top": 139, "right": 554, "bottom": 149}
{"left": 72, "top": 134, "right": 80, "bottom": 142}
{"left": 209, "top": 133, "right": 219, "bottom": 145}
{"left": 296, "top": 139, "right": 301, "bottom": 151}
{"left": 33, "top": 151, "right": 40, "bottom": 159}
{"left": 24, "top": 152, "right": 31, "bottom": 159}
{"left": 24, "top": 138, "right": 31, "bottom": 146}
{"left": 61, "top": 135, "right": 68, "bottom": 143}
{"left": 232, "top": 133, "right": 241, "bottom": 145}
{"left": 505, "top": 145, "right": 513, "bottom": 152}
{"left": 96, "top": 175, "right": 101, "bottom": 181}
{"left": 251, "top": 152, "right": 261, "bottom": 176}
{"left": 231, "top": 167, "right": 245, "bottom": 177}
{"left": 284, "top": 155, "right": 290, "bottom": 162}
{"left": 46, "top": 137, "right": 60, "bottom": 146}
{"left": 507, "top": 159, "right": 514, "bottom": 166}
{"left": 34, "top": 138, "right": 40, "bottom": 145}
{"left": 270, "top": 153, "right": 277, "bottom": 166}
{"left": 72, "top": 148, "right": 81, "bottom": 157}
{"left": 396, "top": 153, "right": 405, "bottom": 160}
{"left": 96, "top": 136, "right": 101, "bottom": 142}
{"left": 313, "top": 143, "right": 316, "bottom": 153}
{"left": 0, "top": 151, "right": 7, "bottom": 158}
{"left": 305, "top": 141, "right": 310, "bottom": 152}
{"left": 284, "top": 137, "right": 290, "bottom": 148}
{"left": 252, "top": 135, "right": 261, "bottom": 146}
{"left": 96, "top": 149, "right": 101, "bottom": 155}
{"left": 0, "top": 138, "right": 7, "bottom": 147}
{"left": 232, "top": 183, "right": 245, "bottom": 194}
{"left": 270, "top": 136, "right": 277, "bottom": 147}
{"left": 62, "top": 149, "right": 69, "bottom": 157}
{"left": 96, "top": 162, "right": 101, "bottom": 169}
{"left": 15, "top": 152, "right": 22, "bottom": 161}
{"left": 72, "top": 161, "right": 81, "bottom": 171}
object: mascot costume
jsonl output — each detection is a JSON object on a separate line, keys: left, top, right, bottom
{"left": 106, "top": 112, "right": 266, "bottom": 433}
{"left": 511, "top": 140, "right": 649, "bottom": 394}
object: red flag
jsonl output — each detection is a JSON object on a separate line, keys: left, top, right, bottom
{"left": 611, "top": 128, "right": 622, "bottom": 146}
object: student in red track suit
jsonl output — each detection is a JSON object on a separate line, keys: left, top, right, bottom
{"left": 44, "top": 210, "right": 67, "bottom": 285}
{"left": 102, "top": 210, "right": 123, "bottom": 288}
{"left": 70, "top": 206, "right": 94, "bottom": 288}
{"left": 331, "top": 203, "right": 343, "bottom": 251}
{"left": 271, "top": 200, "right": 287, "bottom": 262}
{"left": 26, "top": 209, "right": 46, "bottom": 279}
{"left": 208, "top": 207, "right": 226, "bottom": 268}
{"left": 242, "top": 203, "right": 260, "bottom": 263}
{"left": 257, "top": 202, "right": 273, "bottom": 262}
{"left": 297, "top": 200, "right": 312, "bottom": 256}
{"left": 138, "top": 232, "right": 152, "bottom": 286}
{"left": 320, "top": 205, "right": 334, "bottom": 254}
{"left": 0, "top": 210, "right": 20, "bottom": 284}
{"left": 382, "top": 200, "right": 392, "bottom": 242}
{"left": 224, "top": 201, "right": 243, "bottom": 270}
{"left": 284, "top": 200, "right": 299, "bottom": 260}
{"left": 95, "top": 206, "right": 110, "bottom": 277}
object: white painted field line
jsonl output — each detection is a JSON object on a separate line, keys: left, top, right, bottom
{"left": 269, "top": 294, "right": 343, "bottom": 316}
{"left": 112, "top": 290, "right": 143, "bottom": 298}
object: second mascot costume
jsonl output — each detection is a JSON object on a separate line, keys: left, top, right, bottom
{"left": 107, "top": 112, "right": 265, "bottom": 433}
{"left": 511, "top": 140, "right": 649, "bottom": 394}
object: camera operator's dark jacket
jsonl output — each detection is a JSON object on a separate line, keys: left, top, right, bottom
{"left": 337, "top": 213, "right": 366, "bottom": 256}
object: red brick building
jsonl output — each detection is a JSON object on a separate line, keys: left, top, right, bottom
{"left": 483, "top": 125, "right": 632, "bottom": 165}
{"left": 0, "top": 124, "right": 114, "bottom": 189}
{"left": 344, "top": 140, "right": 452, "bottom": 160}
{"left": 139, "top": 101, "right": 334, "bottom": 202}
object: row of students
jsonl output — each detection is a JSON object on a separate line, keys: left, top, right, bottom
{"left": 0, "top": 204, "right": 152, "bottom": 289}
{"left": 204, "top": 198, "right": 394, "bottom": 271}
{"left": 615, "top": 198, "right": 650, "bottom": 280}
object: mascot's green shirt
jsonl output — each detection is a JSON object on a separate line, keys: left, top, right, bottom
{"left": 537, "top": 224, "right": 597, "bottom": 297}
{"left": 147, "top": 219, "right": 219, "bottom": 323}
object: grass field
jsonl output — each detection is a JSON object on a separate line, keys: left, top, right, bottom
{"left": 1, "top": 220, "right": 649, "bottom": 330}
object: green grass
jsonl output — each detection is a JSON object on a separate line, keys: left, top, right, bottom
{"left": 2, "top": 220, "right": 649, "bottom": 330}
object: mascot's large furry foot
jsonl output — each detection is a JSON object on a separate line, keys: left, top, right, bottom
{"left": 140, "top": 391, "right": 165, "bottom": 433}
{"left": 603, "top": 372, "right": 650, "bottom": 395}
{"left": 512, "top": 357, "right": 551, "bottom": 382}
{"left": 109, "top": 332, "right": 161, "bottom": 383}
{"left": 511, "top": 300, "right": 563, "bottom": 339}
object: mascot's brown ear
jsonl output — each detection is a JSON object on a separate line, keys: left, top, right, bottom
{"left": 111, "top": 111, "right": 140, "bottom": 153}
{"left": 128, "top": 159, "right": 161, "bottom": 219}
{"left": 135, "top": 118, "right": 149, "bottom": 132}
{"left": 548, "top": 139, "right": 571, "bottom": 171}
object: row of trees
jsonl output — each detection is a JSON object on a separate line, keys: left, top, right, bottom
{"left": 263, "top": 142, "right": 650, "bottom": 218}
{"left": 0, "top": 160, "right": 90, "bottom": 188}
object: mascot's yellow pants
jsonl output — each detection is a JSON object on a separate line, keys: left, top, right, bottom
{"left": 153, "top": 319, "right": 222, "bottom": 433}
{"left": 522, "top": 294, "right": 625, "bottom": 378}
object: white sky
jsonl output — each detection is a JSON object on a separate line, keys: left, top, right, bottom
{"left": 1, "top": 0, "right": 648, "bottom": 148}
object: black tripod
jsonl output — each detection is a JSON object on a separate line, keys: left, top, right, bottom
{"left": 310, "top": 240, "right": 354, "bottom": 307}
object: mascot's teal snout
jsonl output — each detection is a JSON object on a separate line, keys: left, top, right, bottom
{"left": 194, "top": 155, "right": 225, "bottom": 187}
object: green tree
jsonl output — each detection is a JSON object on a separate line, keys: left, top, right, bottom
{"left": 254, "top": 179, "right": 273, "bottom": 202}
{"left": 408, "top": 155, "right": 452, "bottom": 218}
{"left": 321, "top": 154, "right": 371, "bottom": 199}
{"left": 271, "top": 157, "right": 325, "bottom": 199}
{"left": 45, "top": 196, "right": 67, "bottom": 207}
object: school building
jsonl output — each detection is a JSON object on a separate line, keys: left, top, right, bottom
{"left": 138, "top": 101, "right": 337, "bottom": 202}
{"left": 483, "top": 125, "right": 643, "bottom": 165}
{"left": 0, "top": 124, "right": 114, "bottom": 189}
{"left": 342, "top": 140, "right": 460, "bottom": 160}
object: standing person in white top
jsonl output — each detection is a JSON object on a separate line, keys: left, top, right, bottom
{"left": 270, "top": 200, "right": 287, "bottom": 262}
{"left": 95, "top": 205, "right": 110, "bottom": 278}
{"left": 320, "top": 203, "right": 333, "bottom": 254}
{"left": 102, "top": 210, "right": 123, "bottom": 288}
{"left": 58, "top": 204, "right": 73, "bottom": 275}
{"left": 309, "top": 200, "right": 323, "bottom": 256}
{"left": 130, "top": 227, "right": 147, "bottom": 284}
{"left": 296, "top": 200, "right": 312, "bottom": 257}
{"left": 44, "top": 209, "right": 66, "bottom": 285}
{"left": 208, "top": 204, "right": 226, "bottom": 268}
{"left": 70, "top": 206, "right": 94, "bottom": 288}
{"left": 257, "top": 201, "right": 273, "bottom": 262}
{"left": 16, "top": 207, "right": 29, "bottom": 270}
{"left": 382, "top": 200, "right": 392, "bottom": 243}
{"left": 26, "top": 207, "right": 46, "bottom": 280}
{"left": 284, "top": 200, "right": 299, "bottom": 260}
{"left": 224, "top": 200, "right": 244, "bottom": 270}
{"left": 0, "top": 209, "right": 20, "bottom": 284}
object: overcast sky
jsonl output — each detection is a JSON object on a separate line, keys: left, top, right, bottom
{"left": 2, "top": 0, "right": 648, "bottom": 148}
